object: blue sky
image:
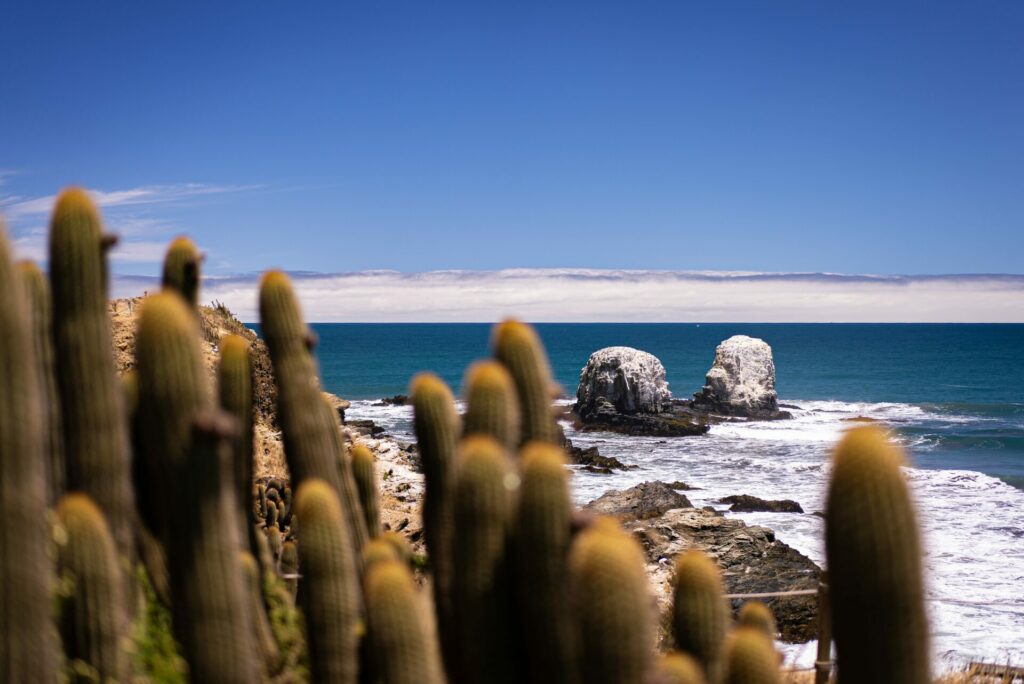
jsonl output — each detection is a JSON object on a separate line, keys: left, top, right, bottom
{"left": 2, "top": 2, "right": 1023, "bottom": 283}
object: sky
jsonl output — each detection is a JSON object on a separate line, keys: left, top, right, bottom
{"left": 2, "top": 2, "right": 1023, "bottom": 320}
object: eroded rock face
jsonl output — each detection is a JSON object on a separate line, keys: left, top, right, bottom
{"left": 576, "top": 346, "right": 671, "bottom": 416}
{"left": 693, "top": 335, "right": 788, "bottom": 419}
{"left": 584, "top": 481, "right": 692, "bottom": 520}
{"left": 718, "top": 494, "right": 804, "bottom": 514}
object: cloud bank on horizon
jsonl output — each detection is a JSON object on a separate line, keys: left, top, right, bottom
{"left": 112, "top": 269, "right": 1024, "bottom": 323}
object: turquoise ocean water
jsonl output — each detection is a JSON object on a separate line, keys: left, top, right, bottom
{"left": 267, "top": 322, "right": 1023, "bottom": 667}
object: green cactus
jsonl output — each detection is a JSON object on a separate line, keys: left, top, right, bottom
{"left": 56, "top": 493, "right": 128, "bottom": 683}
{"left": 49, "top": 187, "right": 135, "bottom": 559}
{"left": 378, "top": 531, "right": 412, "bottom": 568}
{"left": 238, "top": 551, "right": 280, "bottom": 674}
{"left": 722, "top": 628, "right": 780, "bottom": 684}
{"left": 351, "top": 443, "right": 381, "bottom": 535}
{"left": 515, "top": 442, "right": 577, "bottom": 684}
{"left": 362, "top": 537, "right": 401, "bottom": 571}
{"left": 161, "top": 236, "right": 202, "bottom": 308}
{"left": 280, "top": 540, "right": 299, "bottom": 597}
{"left": 409, "top": 372, "right": 460, "bottom": 678}
{"left": 672, "top": 549, "right": 728, "bottom": 683}
{"left": 651, "top": 652, "right": 707, "bottom": 684}
{"left": 0, "top": 226, "right": 57, "bottom": 683}
{"left": 17, "top": 260, "right": 64, "bottom": 505}
{"left": 293, "top": 478, "right": 361, "bottom": 684}
{"left": 737, "top": 602, "right": 776, "bottom": 642}
{"left": 463, "top": 359, "right": 521, "bottom": 450}
{"left": 266, "top": 500, "right": 280, "bottom": 528}
{"left": 364, "top": 558, "right": 444, "bottom": 684}
{"left": 218, "top": 333, "right": 257, "bottom": 553}
{"left": 321, "top": 395, "right": 369, "bottom": 552}
{"left": 492, "top": 319, "right": 560, "bottom": 446}
{"left": 825, "top": 426, "right": 930, "bottom": 684}
{"left": 453, "top": 435, "right": 521, "bottom": 684}
{"left": 568, "top": 518, "right": 654, "bottom": 684}
{"left": 258, "top": 483, "right": 268, "bottom": 518}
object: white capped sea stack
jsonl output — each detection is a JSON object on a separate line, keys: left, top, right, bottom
{"left": 576, "top": 346, "right": 671, "bottom": 415}
{"left": 693, "top": 335, "right": 783, "bottom": 418}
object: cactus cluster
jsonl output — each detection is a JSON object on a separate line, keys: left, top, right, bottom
{"left": 0, "top": 189, "right": 933, "bottom": 684}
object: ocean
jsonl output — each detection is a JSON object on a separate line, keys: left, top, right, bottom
{"left": 298, "top": 323, "right": 1023, "bottom": 668}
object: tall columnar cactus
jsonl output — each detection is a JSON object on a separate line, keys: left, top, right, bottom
{"left": 56, "top": 493, "right": 128, "bottom": 683}
{"left": 651, "top": 652, "right": 707, "bottom": 684}
{"left": 364, "top": 559, "right": 444, "bottom": 684}
{"left": 463, "top": 360, "right": 521, "bottom": 450}
{"left": 737, "top": 602, "right": 776, "bottom": 642}
{"left": 293, "top": 478, "right": 361, "bottom": 684}
{"left": 672, "top": 550, "right": 728, "bottom": 683}
{"left": 17, "top": 260, "right": 64, "bottom": 505}
{"left": 218, "top": 333, "right": 257, "bottom": 554}
{"left": 49, "top": 187, "right": 135, "bottom": 558}
{"left": 492, "top": 320, "right": 561, "bottom": 446}
{"left": 722, "top": 628, "right": 780, "bottom": 684}
{"left": 321, "top": 395, "right": 369, "bottom": 552}
{"left": 239, "top": 551, "right": 281, "bottom": 673}
{"left": 825, "top": 427, "right": 930, "bottom": 684}
{"left": 258, "top": 271, "right": 345, "bottom": 500}
{"left": 161, "top": 235, "right": 202, "bottom": 308}
{"left": 453, "top": 435, "right": 521, "bottom": 684}
{"left": 0, "top": 226, "right": 57, "bottom": 683}
{"left": 409, "top": 372, "right": 460, "bottom": 678}
{"left": 351, "top": 443, "right": 381, "bottom": 535}
{"left": 516, "top": 442, "right": 577, "bottom": 684}
{"left": 568, "top": 518, "right": 654, "bottom": 684}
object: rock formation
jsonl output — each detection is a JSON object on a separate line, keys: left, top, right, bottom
{"left": 692, "top": 335, "right": 789, "bottom": 419}
{"left": 576, "top": 346, "right": 671, "bottom": 416}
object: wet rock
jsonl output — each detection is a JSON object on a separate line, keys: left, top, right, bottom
{"left": 585, "top": 481, "right": 693, "bottom": 521}
{"left": 377, "top": 394, "right": 408, "bottom": 406}
{"left": 717, "top": 494, "right": 804, "bottom": 513}
{"left": 346, "top": 419, "right": 384, "bottom": 437}
{"left": 692, "top": 336, "right": 790, "bottom": 420}
{"left": 575, "top": 397, "right": 711, "bottom": 437}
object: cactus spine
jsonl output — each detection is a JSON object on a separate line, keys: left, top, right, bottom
{"left": 672, "top": 550, "right": 728, "bottom": 683}
{"left": 722, "top": 628, "right": 780, "bottom": 684}
{"left": 161, "top": 235, "right": 202, "bottom": 308}
{"left": 453, "top": 435, "right": 521, "bottom": 684}
{"left": 463, "top": 360, "right": 521, "bottom": 450}
{"left": 364, "top": 559, "right": 444, "bottom": 684}
{"left": 409, "top": 372, "right": 460, "bottom": 679}
{"left": 218, "top": 333, "right": 257, "bottom": 553}
{"left": 492, "top": 319, "right": 560, "bottom": 446}
{"left": 516, "top": 443, "right": 577, "bottom": 684}
{"left": 0, "top": 226, "right": 57, "bottom": 683}
{"left": 568, "top": 518, "right": 654, "bottom": 684}
{"left": 56, "top": 493, "right": 128, "bottom": 683}
{"left": 48, "top": 187, "right": 135, "bottom": 559}
{"left": 294, "top": 478, "right": 361, "bottom": 684}
{"left": 825, "top": 427, "right": 930, "bottom": 684}
{"left": 17, "top": 260, "right": 64, "bottom": 505}
{"left": 351, "top": 443, "right": 381, "bottom": 535}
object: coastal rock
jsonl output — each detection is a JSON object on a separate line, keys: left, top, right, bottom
{"left": 591, "top": 482, "right": 821, "bottom": 642}
{"left": 574, "top": 397, "right": 710, "bottom": 437}
{"left": 584, "top": 481, "right": 693, "bottom": 520}
{"left": 717, "top": 494, "right": 804, "bottom": 513}
{"left": 692, "top": 335, "right": 789, "bottom": 419}
{"left": 576, "top": 346, "right": 671, "bottom": 416}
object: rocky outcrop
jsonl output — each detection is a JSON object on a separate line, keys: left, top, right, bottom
{"left": 692, "top": 335, "right": 790, "bottom": 420}
{"left": 574, "top": 397, "right": 710, "bottom": 436}
{"left": 576, "top": 347, "right": 671, "bottom": 416}
{"left": 717, "top": 494, "right": 804, "bottom": 513}
{"left": 590, "top": 482, "right": 820, "bottom": 643}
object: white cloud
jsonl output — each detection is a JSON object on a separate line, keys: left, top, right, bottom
{"left": 111, "top": 269, "right": 1024, "bottom": 322}
{"left": 1, "top": 182, "right": 253, "bottom": 218}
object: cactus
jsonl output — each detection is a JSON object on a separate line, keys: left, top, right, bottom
{"left": 722, "top": 628, "right": 780, "bottom": 684}
{"left": 515, "top": 442, "right": 577, "bottom": 684}
{"left": 321, "top": 395, "right": 369, "bottom": 552}
{"left": 351, "top": 443, "right": 381, "bottom": 535}
{"left": 49, "top": 187, "right": 135, "bottom": 558}
{"left": 266, "top": 500, "right": 280, "bottom": 529}
{"left": 0, "top": 226, "right": 57, "bottom": 682}
{"left": 568, "top": 518, "right": 654, "bottom": 684}
{"left": 56, "top": 493, "right": 128, "bottom": 682}
{"left": 492, "top": 319, "right": 560, "bottom": 446}
{"left": 293, "top": 478, "right": 361, "bottom": 684}
{"left": 409, "top": 372, "right": 460, "bottom": 678}
{"left": 161, "top": 235, "right": 202, "bottom": 307}
{"left": 463, "top": 359, "right": 521, "bottom": 450}
{"left": 672, "top": 550, "right": 728, "bottom": 683}
{"left": 258, "top": 483, "right": 268, "bottom": 518}
{"left": 218, "top": 333, "right": 257, "bottom": 553}
{"left": 364, "top": 558, "right": 444, "bottom": 684}
{"left": 825, "top": 426, "right": 930, "bottom": 684}
{"left": 17, "top": 260, "right": 64, "bottom": 505}
{"left": 453, "top": 435, "right": 521, "bottom": 684}
{"left": 651, "top": 652, "right": 706, "bottom": 684}
{"left": 737, "top": 602, "right": 776, "bottom": 642}
{"left": 379, "top": 531, "right": 412, "bottom": 568}
{"left": 363, "top": 537, "right": 402, "bottom": 571}
{"left": 239, "top": 551, "right": 281, "bottom": 673}
{"left": 280, "top": 540, "right": 299, "bottom": 597}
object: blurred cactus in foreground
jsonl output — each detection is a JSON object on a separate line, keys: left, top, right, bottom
{"left": 672, "top": 550, "right": 728, "bottom": 683}
{"left": 161, "top": 236, "right": 202, "bottom": 308}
